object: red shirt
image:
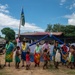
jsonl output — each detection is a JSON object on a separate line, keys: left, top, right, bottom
{"left": 62, "top": 45, "right": 67, "bottom": 52}
{"left": 26, "top": 54, "right": 30, "bottom": 61}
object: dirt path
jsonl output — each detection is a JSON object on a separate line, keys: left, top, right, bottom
{"left": 0, "top": 54, "right": 75, "bottom": 75}
{"left": 3, "top": 63, "right": 54, "bottom": 75}
{"left": 0, "top": 54, "right": 54, "bottom": 75}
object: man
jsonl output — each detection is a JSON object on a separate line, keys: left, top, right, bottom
{"left": 21, "top": 38, "right": 30, "bottom": 67}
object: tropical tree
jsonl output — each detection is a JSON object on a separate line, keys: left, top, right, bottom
{"left": 45, "top": 24, "right": 52, "bottom": 32}
{"left": 45, "top": 23, "right": 75, "bottom": 36}
{"left": 1, "top": 27, "right": 15, "bottom": 40}
{"left": 52, "top": 24, "right": 61, "bottom": 32}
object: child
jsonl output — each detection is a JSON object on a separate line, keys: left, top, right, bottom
{"left": 47, "top": 51, "right": 50, "bottom": 61}
{"left": 43, "top": 49, "right": 49, "bottom": 69}
{"left": 15, "top": 46, "right": 21, "bottom": 69}
{"left": 26, "top": 51, "right": 31, "bottom": 70}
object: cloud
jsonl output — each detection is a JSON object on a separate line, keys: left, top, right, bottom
{"left": 61, "top": 0, "right": 66, "bottom": 2}
{"left": 69, "top": 3, "right": 75, "bottom": 10}
{"left": 68, "top": 19, "right": 75, "bottom": 25}
{"left": 60, "top": 0, "right": 66, "bottom": 5}
{"left": 64, "top": 13, "right": 75, "bottom": 19}
{"left": 65, "top": 0, "right": 75, "bottom": 10}
{"left": 0, "top": 4, "right": 9, "bottom": 13}
{"left": 0, "top": 4, "right": 44, "bottom": 36}
{"left": 64, "top": 13, "right": 75, "bottom": 25}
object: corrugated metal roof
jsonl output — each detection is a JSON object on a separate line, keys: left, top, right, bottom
{"left": 21, "top": 32, "right": 63, "bottom": 36}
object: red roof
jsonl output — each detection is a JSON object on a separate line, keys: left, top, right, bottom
{"left": 21, "top": 32, "right": 63, "bottom": 36}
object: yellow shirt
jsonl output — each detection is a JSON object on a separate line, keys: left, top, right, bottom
{"left": 22, "top": 43, "right": 26, "bottom": 51}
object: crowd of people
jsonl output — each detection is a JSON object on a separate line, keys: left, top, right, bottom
{"left": 0, "top": 38, "right": 75, "bottom": 70}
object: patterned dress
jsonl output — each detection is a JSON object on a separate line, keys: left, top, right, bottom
{"left": 34, "top": 46, "right": 41, "bottom": 64}
{"left": 5, "top": 42, "right": 14, "bottom": 62}
{"left": 61, "top": 45, "right": 68, "bottom": 63}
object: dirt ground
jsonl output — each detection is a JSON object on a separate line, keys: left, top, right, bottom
{"left": 0, "top": 54, "right": 75, "bottom": 75}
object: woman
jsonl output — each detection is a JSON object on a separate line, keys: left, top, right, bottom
{"left": 4, "top": 40, "right": 14, "bottom": 67}
{"left": 34, "top": 43, "right": 41, "bottom": 67}
{"left": 61, "top": 43, "right": 68, "bottom": 65}
{"left": 53, "top": 41, "right": 61, "bottom": 69}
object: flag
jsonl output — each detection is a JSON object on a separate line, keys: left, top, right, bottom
{"left": 20, "top": 8, "right": 25, "bottom": 26}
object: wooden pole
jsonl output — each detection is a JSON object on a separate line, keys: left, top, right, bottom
{"left": 18, "top": 7, "right": 22, "bottom": 38}
{"left": 18, "top": 23, "right": 21, "bottom": 38}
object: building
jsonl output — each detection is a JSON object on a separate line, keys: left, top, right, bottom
{"left": 20, "top": 32, "right": 64, "bottom": 44}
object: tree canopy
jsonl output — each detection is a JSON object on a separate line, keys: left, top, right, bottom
{"left": 45, "top": 24, "right": 75, "bottom": 36}
{"left": 1, "top": 27, "right": 15, "bottom": 40}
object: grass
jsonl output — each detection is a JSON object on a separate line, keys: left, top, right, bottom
{"left": 0, "top": 60, "right": 75, "bottom": 75}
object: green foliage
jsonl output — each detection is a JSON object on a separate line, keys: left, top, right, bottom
{"left": 1, "top": 27, "right": 15, "bottom": 41}
{"left": 45, "top": 24, "right": 52, "bottom": 32}
{"left": 45, "top": 24, "right": 75, "bottom": 36}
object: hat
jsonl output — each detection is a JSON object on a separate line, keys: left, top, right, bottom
{"left": 23, "top": 38, "right": 26, "bottom": 42}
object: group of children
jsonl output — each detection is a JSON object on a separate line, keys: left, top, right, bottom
{"left": 15, "top": 45, "right": 50, "bottom": 70}
{"left": 15, "top": 46, "right": 30, "bottom": 70}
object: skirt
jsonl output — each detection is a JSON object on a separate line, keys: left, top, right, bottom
{"left": 5, "top": 52, "right": 13, "bottom": 62}
{"left": 61, "top": 52, "right": 68, "bottom": 63}
{"left": 15, "top": 56, "right": 20, "bottom": 63}
{"left": 55, "top": 52, "right": 61, "bottom": 62}
{"left": 71, "top": 55, "right": 74, "bottom": 62}
{"left": 34, "top": 53, "right": 40, "bottom": 64}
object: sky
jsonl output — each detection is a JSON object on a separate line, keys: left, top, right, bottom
{"left": 0, "top": 0, "right": 75, "bottom": 36}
